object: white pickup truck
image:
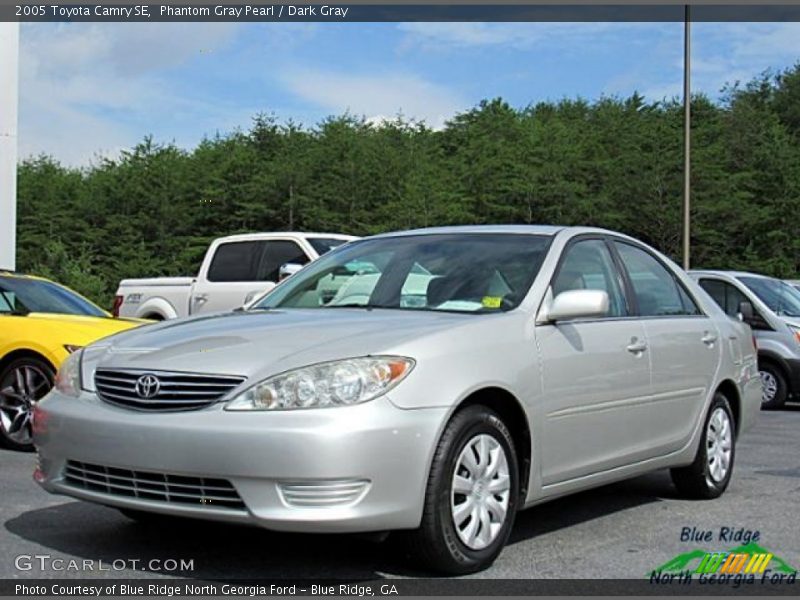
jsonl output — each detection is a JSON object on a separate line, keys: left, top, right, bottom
{"left": 113, "top": 232, "right": 357, "bottom": 320}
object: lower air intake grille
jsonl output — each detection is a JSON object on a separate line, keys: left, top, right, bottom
{"left": 94, "top": 369, "right": 245, "bottom": 411}
{"left": 278, "top": 479, "right": 370, "bottom": 508}
{"left": 64, "top": 461, "right": 246, "bottom": 510}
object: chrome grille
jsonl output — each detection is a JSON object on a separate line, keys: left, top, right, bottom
{"left": 64, "top": 461, "right": 246, "bottom": 510}
{"left": 94, "top": 369, "right": 245, "bottom": 411}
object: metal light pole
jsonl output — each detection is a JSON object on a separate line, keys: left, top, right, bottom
{"left": 682, "top": 5, "right": 691, "bottom": 271}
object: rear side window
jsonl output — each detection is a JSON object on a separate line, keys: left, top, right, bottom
{"left": 207, "top": 241, "right": 264, "bottom": 282}
{"left": 615, "top": 242, "right": 701, "bottom": 317}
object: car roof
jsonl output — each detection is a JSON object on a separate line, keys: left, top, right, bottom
{"left": 368, "top": 224, "right": 623, "bottom": 239}
{"left": 689, "top": 269, "right": 773, "bottom": 280}
{"left": 215, "top": 232, "right": 358, "bottom": 243}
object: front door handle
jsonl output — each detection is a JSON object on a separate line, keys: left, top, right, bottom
{"left": 193, "top": 293, "right": 208, "bottom": 304}
{"left": 702, "top": 332, "right": 718, "bottom": 346}
{"left": 626, "top": 339, "right": 647, "bottom": 354}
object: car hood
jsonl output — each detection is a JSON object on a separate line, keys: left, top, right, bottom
{"left": 86, "top": 309, "right": 482, "bottom": 382}
{"left": 779, "top": 316, "right": 800, "bottom": 329}
{"left": 27, "top": 313, "right": 141, "bottom": 344}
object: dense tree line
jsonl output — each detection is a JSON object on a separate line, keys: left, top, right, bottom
{"left": 16, "top": 66, "right": 800, "bottom": 307}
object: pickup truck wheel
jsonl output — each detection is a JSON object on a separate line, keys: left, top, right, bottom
{"left": 402, "top": 405, "right": 519, "bottom": 574}
{"left": 670, "top": 393, "right": 735, "bottom": 499}
{"left": 0, "top": 357, "right": 54, "bottom": 452}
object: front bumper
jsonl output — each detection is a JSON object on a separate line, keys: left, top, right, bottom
{"left": 34, "top": 390, "right": 447, "bottom": 533}
{"left": 784, "top": 357, "right": 800, "bottom": 396}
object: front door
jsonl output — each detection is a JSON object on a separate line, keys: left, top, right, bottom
{"left": 537, "top": 238, "right": 652, "bottom": 485}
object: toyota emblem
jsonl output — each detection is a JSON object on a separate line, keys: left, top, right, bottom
{"left": 135, "top": 374, "right": 161, "bottom": 399}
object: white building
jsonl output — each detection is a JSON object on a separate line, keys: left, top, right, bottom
{"left": 0, "top": 22, "right": 19, "bottom": 271}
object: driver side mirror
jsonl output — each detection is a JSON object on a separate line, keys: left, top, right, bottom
{"left": 279, "top": 263, "right": 304, "bottom": 281}
{"left": 540, "top": 289, "right": 609, "bottom": 323}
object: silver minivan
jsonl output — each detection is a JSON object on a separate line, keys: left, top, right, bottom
{"left": 691, "top": 270, "right": 800, "bottom": 409}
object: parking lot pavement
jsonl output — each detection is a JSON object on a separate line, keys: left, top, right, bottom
{"left": 1, "top": 406, "right": 798, "bottom": 581}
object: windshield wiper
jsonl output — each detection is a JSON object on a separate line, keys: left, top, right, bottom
{"left": 322, "top": 303, "right": 387, "bottom": 309}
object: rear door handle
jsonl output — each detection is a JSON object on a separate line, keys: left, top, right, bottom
{"left": 193, "top": 293, "right": 208, "bottom": 304}
{"left": 626, "top": 339, "right": 647, "bottom": 354}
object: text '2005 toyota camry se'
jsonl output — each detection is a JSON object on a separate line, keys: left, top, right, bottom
{"left": 34, "top": 226, "right": 760, "bottom": 574}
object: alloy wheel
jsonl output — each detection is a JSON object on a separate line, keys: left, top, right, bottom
{"left": 450, "top": 433, "right": 511, "bottom": 551}
{"left": 760, "top": 370, "right": 778, "bottom": 405}
{"left": 705, "top": 407, "right": 733, "bottom": 484}
{"left": 0, "top": 364, "right": 52, "bottom": 446}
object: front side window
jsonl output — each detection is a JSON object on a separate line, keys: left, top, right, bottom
{"left": 258, "top": 241, "right": 309, "bottom": 282}
{"left": 254, "top": 234, "right": 552, "bottom": 314}
{"left": 615, "top": 242, "right": 701, "bottom": 317}
{"left": 551, "top": 239, "right": 627, "bottom": 317}
{"left": 699, "top": 278, "right": 749, "bottom": 318}
{"left": 698, "top": 278, "right": 726, "bottom": 312}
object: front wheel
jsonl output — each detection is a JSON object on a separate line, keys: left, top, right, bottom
{"left": 403, "top": 405, "right": 519, "bottom": 574}
{"left": 670, "top": 393, "right": 736, "bottom": 499}
{"left": 759, "top": 363, "right": 787, "bottom": 409}
{"left": 0, "top": 357, "right": 55, "bottom": 451}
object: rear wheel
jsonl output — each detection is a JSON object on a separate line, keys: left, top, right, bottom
{"left": 403, "top": 405, "right": 519, "bottom": 574}
{"left": 0, "top": 357, "right": 54, "bottom": 451}
{"left": 671, "top": 393, "right": 735, "bottom": 499}
{"left": 759, "top": 363, "right": 787, "bottom": 409}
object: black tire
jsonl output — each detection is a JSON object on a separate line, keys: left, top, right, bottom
{"left": 0, "top": 357, "right": 55, "bottom": 452}
{"left": 671, "top": 393, "right": 736, "bottom": 499}
{"left": 402, "top": 405, "right": 519, "bottom": 574}
{"left": 759, "top": 362, "right": 787, "bottom": 410}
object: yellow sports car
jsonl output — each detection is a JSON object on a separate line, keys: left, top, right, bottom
{"left": 0, "top": 271, "right": 144, "bottom": 451}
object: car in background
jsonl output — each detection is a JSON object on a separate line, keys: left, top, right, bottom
{"left": 114, "top": 232, "right": 358, "bottom": 320}
{"left": 691, "top": 270, "right": 800, "bottom": 409}
{"left": 36, "top": 226, "right": 760, "bottom": 573}
{"left": 0, "top": 271, "right": 144, "bottom": 451}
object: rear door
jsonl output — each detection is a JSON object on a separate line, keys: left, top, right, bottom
{"left": 613, "top": 241, "right": 721, "bottom": 455}
{"left": 192, "top": 239, "right": 311, "bottom": 314}
{"left": 537, "top": 237, "right": 652, "bottom": 485}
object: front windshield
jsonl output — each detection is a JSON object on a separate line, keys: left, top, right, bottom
{"left": 254, "top": 233, "right": 552, "bottom": 314}
{"left": 739, "top": 276, "right": 800, "bottom": 318}
{"left": 0, "top": 277, "right": 106, "bottom": 317}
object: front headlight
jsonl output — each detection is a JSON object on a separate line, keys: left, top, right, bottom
{"left": 788, "top": 324, "right": 800, "bottom": 345}
{"left": 226, "top": 356, "right": 415, "bottom": 411}
{"left": 54, "top": 349, "right": 83, "bottom": 397}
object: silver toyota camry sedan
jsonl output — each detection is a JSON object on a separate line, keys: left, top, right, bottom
{"left": 34, "top": 226, "right": 761, "bottom": 574}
